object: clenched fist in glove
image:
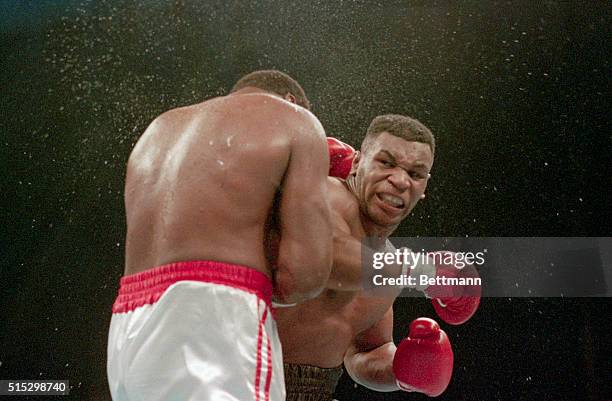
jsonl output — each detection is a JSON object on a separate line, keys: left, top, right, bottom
{"left": 393, "top": 317, "right": 453, "bottom": 396}
{"left": 327, "top": 137, "right": 355, "bottom": 179}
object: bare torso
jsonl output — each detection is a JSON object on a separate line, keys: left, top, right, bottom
{"left": 124, "top": 92, "right": 305, "bottom": 277}
{"left": 276, "top": 289, "right": 395, "bottom": 367}
{"left": 275, "top": 179, "right": 396, "bottom": 367}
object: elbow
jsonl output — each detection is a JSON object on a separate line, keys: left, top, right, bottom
{"left": 343, "top": 353, "right": 372, "bottom": 390}
{"left": 275, "top": 272, "right": 324, "bottom": 304}
{"left": 275, "top": 246, "right": 332, "bottom": 303}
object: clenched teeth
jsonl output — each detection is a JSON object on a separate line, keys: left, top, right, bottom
{"left": 379, "top": 193, "right": 404, "bottom": 208}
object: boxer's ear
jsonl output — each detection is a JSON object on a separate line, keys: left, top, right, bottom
{"left": 350, "top": 151, "right": 361, "bottom": 176}
{"left": 284, "top": 93, "right": 296, "bottom": 104}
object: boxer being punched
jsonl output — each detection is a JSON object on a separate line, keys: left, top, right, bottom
{"left": 107, "top": 70, "right": 333, "bottom": 401}
{"left": 277, "top": 115, "right": 480, "bottom": 400}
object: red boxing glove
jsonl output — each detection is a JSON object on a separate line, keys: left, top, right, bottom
{"left": 424, "top": 251, "right": 482, "bottom": 325}
{"left": 327, "top": 137, "right": 355, "bottom": 179}
{"left": 393, "top": 317, "right": 453, "bottom": 397}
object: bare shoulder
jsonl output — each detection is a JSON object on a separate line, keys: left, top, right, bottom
{"left": 137, "top": 104, "right": 195, "bottom": 140}
{"left": 157, "top": 100, "right": 200, "bottom": 119}
{"left": 267, "top": 96, "right": 324, "bottom": 138}
{"left": 233, "top": 93, "right": 324, "bottom": 136}
{"left": 127, "top": 103, "right": 203, "bottom": 173}
{"left": 128, "top": 107, "right": 181, "bottom": 154}
{"left": 327, "top": 177, "right": 360, "bottom": 220}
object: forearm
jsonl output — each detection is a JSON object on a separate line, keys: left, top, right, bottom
{"left": 344, "top": 342, "right": 399, "bottom": 392}
{"left": 276, "top": 209, "right": 333, "bottom": 303}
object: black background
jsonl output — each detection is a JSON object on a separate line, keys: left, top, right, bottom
{"left": 1, "top": 1, "right": 610, "bottom": 400}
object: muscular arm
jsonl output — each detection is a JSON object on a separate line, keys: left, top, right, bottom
{"left": 343, "top": 307, "right": 399, "bottom": 392}
{"left": 274, "top": 112, "right": 333, "bottom": 304}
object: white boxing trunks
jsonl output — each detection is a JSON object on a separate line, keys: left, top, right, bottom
{"left": 107, "top": 261, "right": 284, "bottom": 401}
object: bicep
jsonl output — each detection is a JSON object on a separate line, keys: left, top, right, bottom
{"left": 344, "top": 306, "right": 396, "bottom": 388}
{"left": 351, "top": 307, "right": 395, "bottom": 354}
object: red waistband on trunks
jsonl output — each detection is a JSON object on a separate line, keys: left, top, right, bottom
{"left": 112, "top": 261, "right": 273, "bottom": 313}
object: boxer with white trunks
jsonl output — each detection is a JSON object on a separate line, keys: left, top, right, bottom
{"left": 107, "top": 70, "right": 333, "bottom": 401}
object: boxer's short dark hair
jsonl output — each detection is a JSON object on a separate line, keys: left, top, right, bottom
{"left": 362, "top": 114, "right": 435, "bottom": 156}
{"left": 231, "top": 70, "right": 310, "bottom": 110}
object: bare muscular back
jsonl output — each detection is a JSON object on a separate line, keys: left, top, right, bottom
{"left": 124, "top": 92, "right": 315, "bottom": 277}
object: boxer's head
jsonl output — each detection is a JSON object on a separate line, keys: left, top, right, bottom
{"left": 230, "top": 70, "right": 310, "bottom": 110}
{"left": 350, "top": 114, "right": 434, "bottom": 232}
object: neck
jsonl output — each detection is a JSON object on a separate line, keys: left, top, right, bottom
{"left": 345, "top": 175, "right": 358, "bottom": 198}
{"left": 230, "top": 87, "right": 272, "bottom": 96}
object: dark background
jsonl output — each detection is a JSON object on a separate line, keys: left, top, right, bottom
{"left": 1, "top": 1, "right": 610, "bottom": 400}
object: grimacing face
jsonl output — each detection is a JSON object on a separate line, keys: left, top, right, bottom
{"left": 352, "top": 132, "right": 434, "bottom": 230}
